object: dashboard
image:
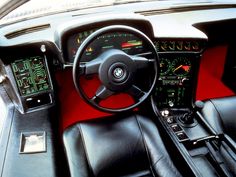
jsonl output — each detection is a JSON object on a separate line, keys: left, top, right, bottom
{"left": 66, "top": 28, "right": 205, "bottom": 64}
{"left": 6, "top": 3, "right": 236, "bottom": 113}
{"left": 63, "top": 27, "right": 206, "bottom": 108}
{"left": 0, "top": 20, "right": 207, "bottom": 112}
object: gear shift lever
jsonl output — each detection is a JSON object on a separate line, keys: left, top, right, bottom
{"left": 179, "top": 100, "right": 205, "bottom": 124}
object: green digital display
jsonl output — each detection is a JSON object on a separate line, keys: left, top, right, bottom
{"left": 11, "top": 56, "right": 51, "bottom": 96}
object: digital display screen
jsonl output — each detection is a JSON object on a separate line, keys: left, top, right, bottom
{"left": 67, "top": 30, "right": 149, "bottom": 63}
{"left": 155, "top": 56, "right": 193, "bottom": 108}
{"left": 11, "top": 56, "right": 51, "bottom": 96}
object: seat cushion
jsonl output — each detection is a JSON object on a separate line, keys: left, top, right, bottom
{"left": 63, "top": 114, "right": 182, "bottom": 177}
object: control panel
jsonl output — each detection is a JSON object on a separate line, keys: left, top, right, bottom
{"left": 154, "top": 54, "right": 196, "bottom": 108}
{"left": 11, "top": 56, "right": 51, "bottom": 96}
{"left": 9, "top": 55, "right": 53, "bottom": 111}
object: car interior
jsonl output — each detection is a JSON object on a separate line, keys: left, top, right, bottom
{"left": 0, "top": 0, "right": 236, "bottom": 177}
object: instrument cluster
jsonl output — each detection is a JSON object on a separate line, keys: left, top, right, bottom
{"left": 66, "top": 29, "right": 150, "bottom": 63}
{"left": 155, "top": 54, "right": 195, "bottom": 108}
{"left": 159, "top": 57, "right": 191, "bottom": 77}
{"left": 65, "top": 27, "right": 198, "bottom": 108}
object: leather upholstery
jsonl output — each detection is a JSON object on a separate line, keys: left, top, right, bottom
{"left": 201, "top": 96, "right": 236, "bottom": 141}
{"left": 201, "top": 96, "right": 236, "bottom": 175}
{"left": 63, "top": 114, "right": 182, "bottom": 177}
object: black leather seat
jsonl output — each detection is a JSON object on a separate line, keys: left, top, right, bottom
{"left": 201, "top": 96, "right": 236, "bottom": 175}
{"left": 201, "top": 96, "right": 236, "bottom": 143}
{"left": 63, "top": 114, "right": 182, "bottom": 177}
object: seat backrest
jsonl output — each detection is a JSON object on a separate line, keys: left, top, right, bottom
{"left": 202, "top": 96, "right": 236, "bottom": 141}
{"left": 63, "top": 114, "right": 182, "bottom": 177}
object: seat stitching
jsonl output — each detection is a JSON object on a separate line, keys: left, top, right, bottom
{"left": 152, "top": 155, "right": 165, "bottom": 167}
{"left": 76, "top": 124, "right": 95, "bottom": 177}
{"left": 209, "top": 100, "right": 226, "bottom": 131}
{"left": 134, "top": 115, "right": 156, "bottom": 177}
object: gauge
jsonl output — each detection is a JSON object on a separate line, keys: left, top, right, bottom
{"left": 67, "top": 30, "right": 150, "bottom": 63}
{"left": 172, "top": 57, "right": 191, "bottom": 76}
{"left": 160, "top": 58, "right": 171, "bottom": 76}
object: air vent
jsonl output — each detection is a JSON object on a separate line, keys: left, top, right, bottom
{"left": 5, "top": 24, "right": 50, "bottom": 39}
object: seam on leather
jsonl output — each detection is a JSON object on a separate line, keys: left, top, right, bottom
{"left": 209, "top": 100, "right": 226, "bottom": 130}
{"left": 63, "top": 132, "right": 76, "bottom": 175}
{"left": 135, "top": 115, "right": 156, "bottom": 177}
{"left": 76, "top": 124, "right": 95, "bottom": 177}
{"left": 152, "top": 155, "right": 165, "bottom": 167}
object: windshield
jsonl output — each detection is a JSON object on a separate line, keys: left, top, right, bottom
{"left": 1, "top": 0, "right": 154, "bottom": 22}
{"left": 0, "top": 0, "right": 235, "bottom": 25}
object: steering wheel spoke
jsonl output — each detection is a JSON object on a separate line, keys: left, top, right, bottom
{"left": 128, "top": 85, "right": 146, "bottom": 101}
{"left": 91, "top": 85, "right": 114, "bottom": 104}
{"left": 83, "top": 56, "right": 103, "bottom": 75}
{"left": 132, "top": 56, "right": 155, "bottom": 69}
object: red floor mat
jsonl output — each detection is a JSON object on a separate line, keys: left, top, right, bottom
{"left": 56, "top": 70, "right": 134, "bottom": 130}
{"left": 196, "top": 45, "right": 235, "bottom": 100}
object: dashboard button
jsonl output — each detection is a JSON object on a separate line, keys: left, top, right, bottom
{"left": 176, "top": 132, "right": 188, "bottom": 141}
{"left": 171, "top": 124, "right": 182, "bottom": 132}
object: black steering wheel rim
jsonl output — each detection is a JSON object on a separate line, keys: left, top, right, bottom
{"left": 73, "top": 25, "right": 159, "bottom": 113}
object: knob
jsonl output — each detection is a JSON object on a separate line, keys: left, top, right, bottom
{"left": 180, "top": 112, "right": 194, "bottom": 124}
{"left": 162, "top": 109, "right": 170, "bottom": 117}
{"left": 179, "top": 100, "right": 205, "bottom": 125}
{"left": 168, "top": 100, "right": 174, "bottom": 107}
{"left": 194, "top": 100, "right": 205, "bottom": 112}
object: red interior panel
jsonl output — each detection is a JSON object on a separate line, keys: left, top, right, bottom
{"left": 196, "top": 45, "right": 235, "bottom": 100}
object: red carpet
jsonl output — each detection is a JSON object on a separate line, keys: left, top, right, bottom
{"left": 196, "top": 45, "right": 234, "bottom": 100}
{"left": 55, "top": 70, "right": 134, "bottom": 130}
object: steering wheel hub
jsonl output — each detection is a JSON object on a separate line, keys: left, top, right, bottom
{"left": 99, "top": 49, "right": 135, "bottom": 92}
{"left": 113, "top": 67, "right": 124, "bottom": 79}
{"left": 110, "top": 63, "right": 128, "bottom": 82}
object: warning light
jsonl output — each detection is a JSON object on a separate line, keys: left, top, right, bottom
{"left": 86, "top": 47, "right": 93, "bottom": 52}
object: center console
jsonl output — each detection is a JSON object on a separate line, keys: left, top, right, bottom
{"left": 151, "top": 38, "right": 235, "bottom": 177}
{"left": 153, "top": 39, "right": 205, "bottom": 108}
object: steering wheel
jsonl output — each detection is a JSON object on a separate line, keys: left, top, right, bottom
{"left": 73, "top": 25, "right": 159, "bottom": 113}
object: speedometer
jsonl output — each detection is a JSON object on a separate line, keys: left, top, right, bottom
{"left": 172, "top": 57, "right": 191, "bottom": 76}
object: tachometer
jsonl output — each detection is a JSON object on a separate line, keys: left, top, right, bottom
{"left": 172, "top": 57, "right": 191, "bottom": 76}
